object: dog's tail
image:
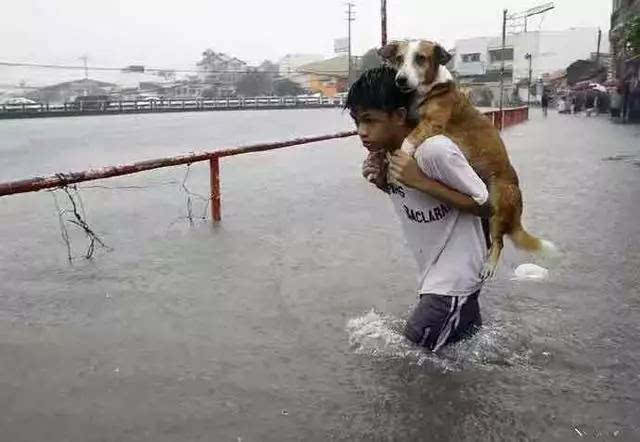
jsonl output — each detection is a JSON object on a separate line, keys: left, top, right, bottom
{"left": 509, "top": 225, "right": 557, "bottom": 256}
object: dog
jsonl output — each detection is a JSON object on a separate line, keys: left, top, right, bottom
{"left": 377, "top": 39, "right": 555, "bottom": 278}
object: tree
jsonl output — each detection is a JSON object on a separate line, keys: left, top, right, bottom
{"left": 258, "top": 60, "right": 279, "bottom": 73}
{"left": 235, "top": 70, "right": 272, "bottom": 96}
{"left": 234, "top": 60, "right": 281, "bottom": 96}
{"left": 198, "top": 49, "right": 217, "bottom": 67}
{"left": 625, "top": 15, "right": 640, "bottom": 55}
{"left": 156, "top": 69, "right": 176, "bottom": 81}
{"left": 360, "top": 48, "right": 383, "bottom": 71}
{"left": 201, "top": 87, "right": 218, "bottom": 98}
{"left": 273, "top": 78, "right": 305, "bottom": 96}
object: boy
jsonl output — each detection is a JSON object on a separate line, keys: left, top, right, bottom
{"left": 345, "top": 67, "right": 491, "bottom": 352}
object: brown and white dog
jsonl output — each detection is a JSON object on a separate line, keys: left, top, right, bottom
{"left": 378, "top": 39, "right": 555, "bottom": 278}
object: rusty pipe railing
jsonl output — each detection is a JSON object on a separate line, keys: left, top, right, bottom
{"left": 0, "top": 131, "right": 357, "bottom": 221}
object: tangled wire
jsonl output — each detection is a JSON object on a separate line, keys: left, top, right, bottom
{"left": 49, "top": 164, "right": 210, "bottom": 263}
{"left": 50, "top": 184, "right": 112, "bottom": 262}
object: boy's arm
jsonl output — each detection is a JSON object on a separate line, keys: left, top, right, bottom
{"left": 388, "top": 149, "right": 492, "bottom": 218}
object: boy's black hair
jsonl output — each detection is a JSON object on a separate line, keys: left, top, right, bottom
{"left": 344, "top": 66, "right": 413, "bottom": 113}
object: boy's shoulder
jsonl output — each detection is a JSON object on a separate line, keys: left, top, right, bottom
{"left": 415, "top": 134, "right": 462, "bottom": 163}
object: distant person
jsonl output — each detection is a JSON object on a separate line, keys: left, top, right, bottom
{"left": 541, "top": 92, "right": 549, "bottom": 117}
{"left": 570, "top": 95, "right": 576, "bottom": 114}
{"left": 557, "top": 96, "right": 568, "bottom": 114}
{"left": 609, "top": 87, "right": 622, "bottom": 118}
{"left": 345, "top": 67, "right": 491, "bottom": 352}
{"left": 622, "top": 74, "right": 634, "bottom": 122}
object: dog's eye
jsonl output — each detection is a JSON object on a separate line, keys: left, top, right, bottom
{"left": 395, "top": 55, "right": 404, "bottom": 64}
{"left": 415, "top": 54, "right": 426, "bottom": 64}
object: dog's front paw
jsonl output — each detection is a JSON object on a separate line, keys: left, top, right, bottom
{"left": 400, "top": 139, "right": 417, "bottom": 157}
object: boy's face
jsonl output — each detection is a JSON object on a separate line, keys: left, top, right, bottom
{"left": 349, "top": 107, "right": 408, "bottom": 153}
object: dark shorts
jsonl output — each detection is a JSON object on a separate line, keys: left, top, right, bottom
{"left": 404, "top": 291, "right": 482, "bottom": 352}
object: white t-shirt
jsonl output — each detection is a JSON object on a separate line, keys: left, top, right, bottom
{"left": 388, "top": 135, "right": 489, "bottom": 296}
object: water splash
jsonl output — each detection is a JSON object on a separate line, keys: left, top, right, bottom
{"left": 346, "top": 309, "right": 533, "bottom": 372}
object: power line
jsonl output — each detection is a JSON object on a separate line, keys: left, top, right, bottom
{"left": 0, "top": 60, "right": 350, "bottom": 75}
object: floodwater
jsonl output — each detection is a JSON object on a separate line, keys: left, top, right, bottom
{"left": 1, "top": 108, "right": 639, "bottom": 441}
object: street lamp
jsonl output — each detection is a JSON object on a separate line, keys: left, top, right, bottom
{"left": 525, "top": 53, "right": 532, "bottom": 107}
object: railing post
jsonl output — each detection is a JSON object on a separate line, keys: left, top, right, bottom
{"left": 210, "top": 157, "right": 221, "bottom": 222}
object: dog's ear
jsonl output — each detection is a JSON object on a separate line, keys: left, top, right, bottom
{"left": 378, "top": 42, "right": 399, "bottom": 61}
{"left": 435, "top": 45, "right": 452, "bottom": 66}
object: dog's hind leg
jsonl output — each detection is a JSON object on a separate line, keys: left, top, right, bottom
{"left": 480, "top": 180, "right": 519, "bottom": 279}
{"left": 481, "top": 219, "right": 505, "bottom": 280}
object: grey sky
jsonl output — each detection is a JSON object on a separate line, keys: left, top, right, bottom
{"left": 1, "top": 0, "right": 611, "bottom": 71}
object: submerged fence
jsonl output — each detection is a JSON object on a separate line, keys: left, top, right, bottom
{"left": 0, "top": 107, "right": 529, "bottom": 222}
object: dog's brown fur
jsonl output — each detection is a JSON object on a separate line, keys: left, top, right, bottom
{"left": 379, "top": 40, "right": 551, "bottom": 277}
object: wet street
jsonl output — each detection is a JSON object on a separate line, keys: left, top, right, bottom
{"left": 1, "top": 108, "right": 639, "bottom": 441}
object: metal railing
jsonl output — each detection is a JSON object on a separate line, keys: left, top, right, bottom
{"left": 0, "top": 131, "right": 357, "bottom": 221}
{"left": 483, "top": 106, "right": 528, "bottom": 130}
{"left": 0, "top": 95, "right": 347, "bottom": 118}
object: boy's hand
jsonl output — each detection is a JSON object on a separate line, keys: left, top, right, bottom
{"left": 362, "top": 153, "right": 380, "bottom": 181}
{"left": 362, "top": 151, "right": 388, "bottom": 191}
{"left": 388, "top": 150, "right": 424, "bottom": 189}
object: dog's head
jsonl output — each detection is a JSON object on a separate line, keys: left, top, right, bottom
{"left": 378, "top": 40, "right": 452, "bottom": 93}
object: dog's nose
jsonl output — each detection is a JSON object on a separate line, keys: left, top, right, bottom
{"left": 396, "top": 76, "right": 408, "bottom": 87}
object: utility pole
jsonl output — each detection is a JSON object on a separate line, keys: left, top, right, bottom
{"left": 78, "top": 54, "right": 89, "bottom": 79}
{"left": 525, "top": 53, "right": 532, "bottom": 107}
{"left": 499, "top": 9, "right": 507, "bottom": 115}
{"left": 500, "top": 3, "right": 554, "bottom": 115}
{"left": 508, "top": 2, "right": 554, "bottom": 34}
{"left": 346, "top": 2, "right": 355, "bottom": 87}
{"left": 381, "top": 0, "right": 387, "bottom": 47}
{"left": 596, "top": 28, "right": 602, "bottom": 65}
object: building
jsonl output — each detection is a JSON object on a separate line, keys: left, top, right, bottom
{"left": 196, "top": 50, "right": 248, "bottom": 97}
{"left": 452, "top": 28, "right": 608, "bottom": 105}
{"left": 566, "top": 60, "right": 607, "bottom": 86}
{"left": 454, "top": 28, "right": 608, "bottom": 83}
{"left": 29, "top": 79, "right": 117, "bottom": 104}
{"left": 297, "top": 55, "right": 361, "bottom": 96}
{"left": 277, "top": 54, "right": 325, "bottom": 90}
{"left": 610, "top": 0, "right": 640, "bottom": 77}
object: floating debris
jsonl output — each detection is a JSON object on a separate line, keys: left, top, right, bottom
{"left": 512, "top": 263, "right": 549, "bottom": 281}
{"left": 602, "top": 154, "right": 635, "bottom": 161}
